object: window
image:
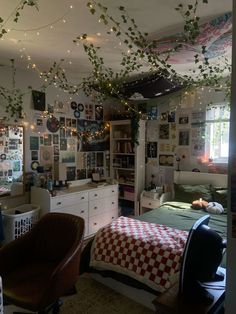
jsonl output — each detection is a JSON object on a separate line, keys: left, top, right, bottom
{"left": 205, "top": 104, "right": 230, "bottom": 163}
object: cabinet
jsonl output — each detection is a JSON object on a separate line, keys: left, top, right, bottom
{"left": 140, "top": 191, "right": 161, "bottom": 215}
{"left": 109, "top": 120, "right": 145, "bottom": 216}
{"left": 31, "top": 183, "right": 118, "bottom": 238}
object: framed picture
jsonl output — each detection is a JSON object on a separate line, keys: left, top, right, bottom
{"left": 179, "top": 130, "right": 190, "bottom": 146}
{"left": 179, "top": 116, "right": 189, "bottom": 124}
{"left": 159, "top": 124, "right": 169, "bottom": 139}
{"left": 32, "top": 90, "right": 46, "bottom": 111}
{"left": 30, "top": 136, "right": 39, "bottom": 150}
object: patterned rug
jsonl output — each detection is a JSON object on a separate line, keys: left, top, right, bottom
{"left": 60, "top": 274, "right": 155, "bottom": 314}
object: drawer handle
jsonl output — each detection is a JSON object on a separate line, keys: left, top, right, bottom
{"left": 94, "top": 206, "right": 97, "bottom": 210}
{"left": 81, "top": 196, "right": 85, "bottom": 200}
{"left": 94, "top": 194, "right": 98, "bottom": 197}
{"left": 112, "top": 190, "right": 115, "bottom": 193}
{"left": 94, "top": 222, "right": 97, "bottom": 225}
{"left": 149, "top": 203, "right": 152, "bottom": 205}
{"left": 112, "top": 216, "right": 114, "bottom": 219}
{"left": 81, "top": 210, "right": 84, "bottom": 213}
{"left": 57, "top": 202, "right": 62, "bottom": 205}
{"left": 112, "top": 202, "right": 114, "bottom": 204}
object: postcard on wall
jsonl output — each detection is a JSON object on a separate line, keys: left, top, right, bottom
{"left": 60, "top": 151, "right": 75, "bottom": 163}
{"left": 30, "top": 136, "right": 39, "bottom": 150}
{"left": 31, "top": 150, "right": 38, "bottom": 161}
{"left": 168, "top": 111, "right": 176, "bottom": 123}
{"left": 40, "top": 146, "right": 53, "bottom": 166}
{"left": 179, "top": 130, "right": 190, "bottom": 146}
{"left": 159, "top": 143, "right": 175, "bottom": 153}
{"left": 60, "top": 138, "right": 67, "bottom": 151}
{"left": 44, "top": 134, "right": 52, "bottom": 146}
{"left": 53, "top": 134, "right": 59, "bottom": 145}
{"left": 179, "top": 115, "right": 189, "bottom": 125}
{"left": 191, "top": 111, "right": 206, "bottom": 126}
{"left": 147, "top": 105, "right": 158, "bottom": 120}
{"left": 147, "top": 142, "right": 157, "bottom": 158}
{"left": 66, "top": 166, "right": 76, "bottom": 181}
{"left": 159, "top": 124, "right": 169, "bottom": 140}
{"left": 77, "top": 152, "right": 87, "bottom": 169}
{"left": 34, "top": 113, "right": 45, "bottom": 133}
{"left": 159, "top": 154, "right": 174, "bottom": 167}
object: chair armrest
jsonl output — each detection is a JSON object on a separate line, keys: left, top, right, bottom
{"left": 0, "top": 233, "right": 34, "bottom": 274}
{"left": 160, "top": 192, "right": 173, "bottom": 204}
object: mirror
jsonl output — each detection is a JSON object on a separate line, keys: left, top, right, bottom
{"left": 0, "top": 124, "right": 24, "bottom": 197}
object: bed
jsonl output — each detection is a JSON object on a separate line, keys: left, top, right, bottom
{"left": 80, "top": 171, "right": 228, "bottom": 307}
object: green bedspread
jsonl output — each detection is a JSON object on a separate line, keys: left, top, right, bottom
{"left": 137, "top": 201, "right": 227, "bottom": 267}
{"left": 137, "top": 201, "right": 227, "bottom": 240}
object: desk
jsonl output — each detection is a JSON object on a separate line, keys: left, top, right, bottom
{"left": 153, "top": 268, "right": 225, "bottom": 314}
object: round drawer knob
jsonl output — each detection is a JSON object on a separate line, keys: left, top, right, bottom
{"left": 81, "top": 210, "right": 84, "bottom": 213}
{"left": 149, "top": 203, "right": 151, "bottom": 205}
{"left": 94, "top": 194, "right": 98, "bottom": 197}
{"left": 94, "top": 222, "right": 97, "bottom": 225}
{"left": 94, "top": 206, "right": 97, "bottom": 210}
{"left": 81, "top": 197, "right": 85, "bottom": 200}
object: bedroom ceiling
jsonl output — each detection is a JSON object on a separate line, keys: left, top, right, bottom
{"left": 0, "top": 0, "right": 232, "bottom": 91}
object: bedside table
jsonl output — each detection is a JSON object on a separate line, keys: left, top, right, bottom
{"left": 140, "top": 191, "right": 161, "bottom": 215}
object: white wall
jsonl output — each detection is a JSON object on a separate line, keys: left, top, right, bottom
{"left": 143, "top": 88, "right": 228, "bottom": 189}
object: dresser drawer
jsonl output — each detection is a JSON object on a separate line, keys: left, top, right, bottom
{"left": 88, "top": 210, "right": 118, "bottom": 235}
{"left": 88, "top": 189, "right": 104, "bottom": 200}
{"left": 51, "top": 192, "right": 88, "bottom": 210}
{"left": 141, "top": 197, "right": 160, "bottom": 209}
{"left": 89, "top": 196, "right": 118, "bottom": 217}
{"left": 103, "top": 185, "right": 118, "bottom": 197}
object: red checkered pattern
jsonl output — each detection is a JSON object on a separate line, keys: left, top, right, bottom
{"left": 90, "top": 216, "right": 188, "bottom": 292}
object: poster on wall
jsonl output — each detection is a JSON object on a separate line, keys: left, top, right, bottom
{"left": 60, "top": 151, "right": 75, "bottom": 163}
{"left": 159, "top": 124, "right": 169, "bottom": 139}
{"left": 179, "top": 130, "right": 190, "bottom": 146}
{"left": 40, "top": 146, "right": 53, "bottom": 167}
{"left": 159, "top": 154, "right": 174, "bottom": 167}
{"left": 191, "top": 127, "right": 205, "bottom": 156}
{"left": 77, "top": 120, "right": 109, "bottom": 151}
{"left": 147, "top": 142, "right": 157, "bottom": 158}
{"left": 191, "top": 111, "right": 206, "bottom": 126}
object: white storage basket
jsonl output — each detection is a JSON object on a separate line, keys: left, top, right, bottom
{"left": 2, "top": 204, "right": 40, "bottom": 243}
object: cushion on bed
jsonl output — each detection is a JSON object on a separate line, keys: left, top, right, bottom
{"left": 213, "top": 188, "right": 228, "bottom": 208}
{"left": 174, "top": 183, "right": 213, "bottom": 203}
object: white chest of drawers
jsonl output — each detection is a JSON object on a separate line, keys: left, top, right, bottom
{"left": 31, "top": 184, "right": 118, "bottom": 238}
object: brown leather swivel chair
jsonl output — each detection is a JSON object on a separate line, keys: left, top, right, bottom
{"left": 0, "top": 212, "right": 85, "bottom": 313}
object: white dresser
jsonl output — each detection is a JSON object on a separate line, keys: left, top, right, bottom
{"left": 31, "top": 183, "right": 118, "bottom": 238}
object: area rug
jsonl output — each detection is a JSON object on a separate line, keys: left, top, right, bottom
{"left": 60, "top": 274, "right": 155, "bottom": 314}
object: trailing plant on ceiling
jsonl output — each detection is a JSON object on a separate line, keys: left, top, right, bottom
{"left": 0, "top": 59, "right": 30, "bottom": 122}
{"left": 0, "top": 0, "right": 39, "bottom": 38}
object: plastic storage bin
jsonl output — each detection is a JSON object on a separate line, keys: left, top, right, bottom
{"left": 2, "top": 204, "right": 40, "bottom": 243}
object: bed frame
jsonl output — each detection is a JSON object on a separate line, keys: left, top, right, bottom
{"left": 174, "top": 171, "right": 228, "bottom": 187}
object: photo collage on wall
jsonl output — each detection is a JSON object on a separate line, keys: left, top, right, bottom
{"left": 145, "top": 107, "right": 207, "bottom": 170}
{"left": 0, "top": 126, "right": 23, "bottom": 187}
{"left": 29, "top": 100, "right": 107, "bottom": 181}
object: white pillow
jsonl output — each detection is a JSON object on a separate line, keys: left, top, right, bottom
{"left": 205, "top": 202, "right": 224, "bottom": 214}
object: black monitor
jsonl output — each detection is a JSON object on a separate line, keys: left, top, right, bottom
{"left": 179, "top": 215, "right": 226, "bottom": 305}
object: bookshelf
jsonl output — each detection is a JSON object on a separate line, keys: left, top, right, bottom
{"left": 110, "top": 119, "right": 146, "bottom": 216}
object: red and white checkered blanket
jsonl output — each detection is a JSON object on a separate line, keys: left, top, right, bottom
{"left": 90, "top": 216, "right": 188, "bottom": 292}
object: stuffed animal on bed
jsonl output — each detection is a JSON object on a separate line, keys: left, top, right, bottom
{"left": 205, "top": 202, "right": 224, "bottom": 214}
